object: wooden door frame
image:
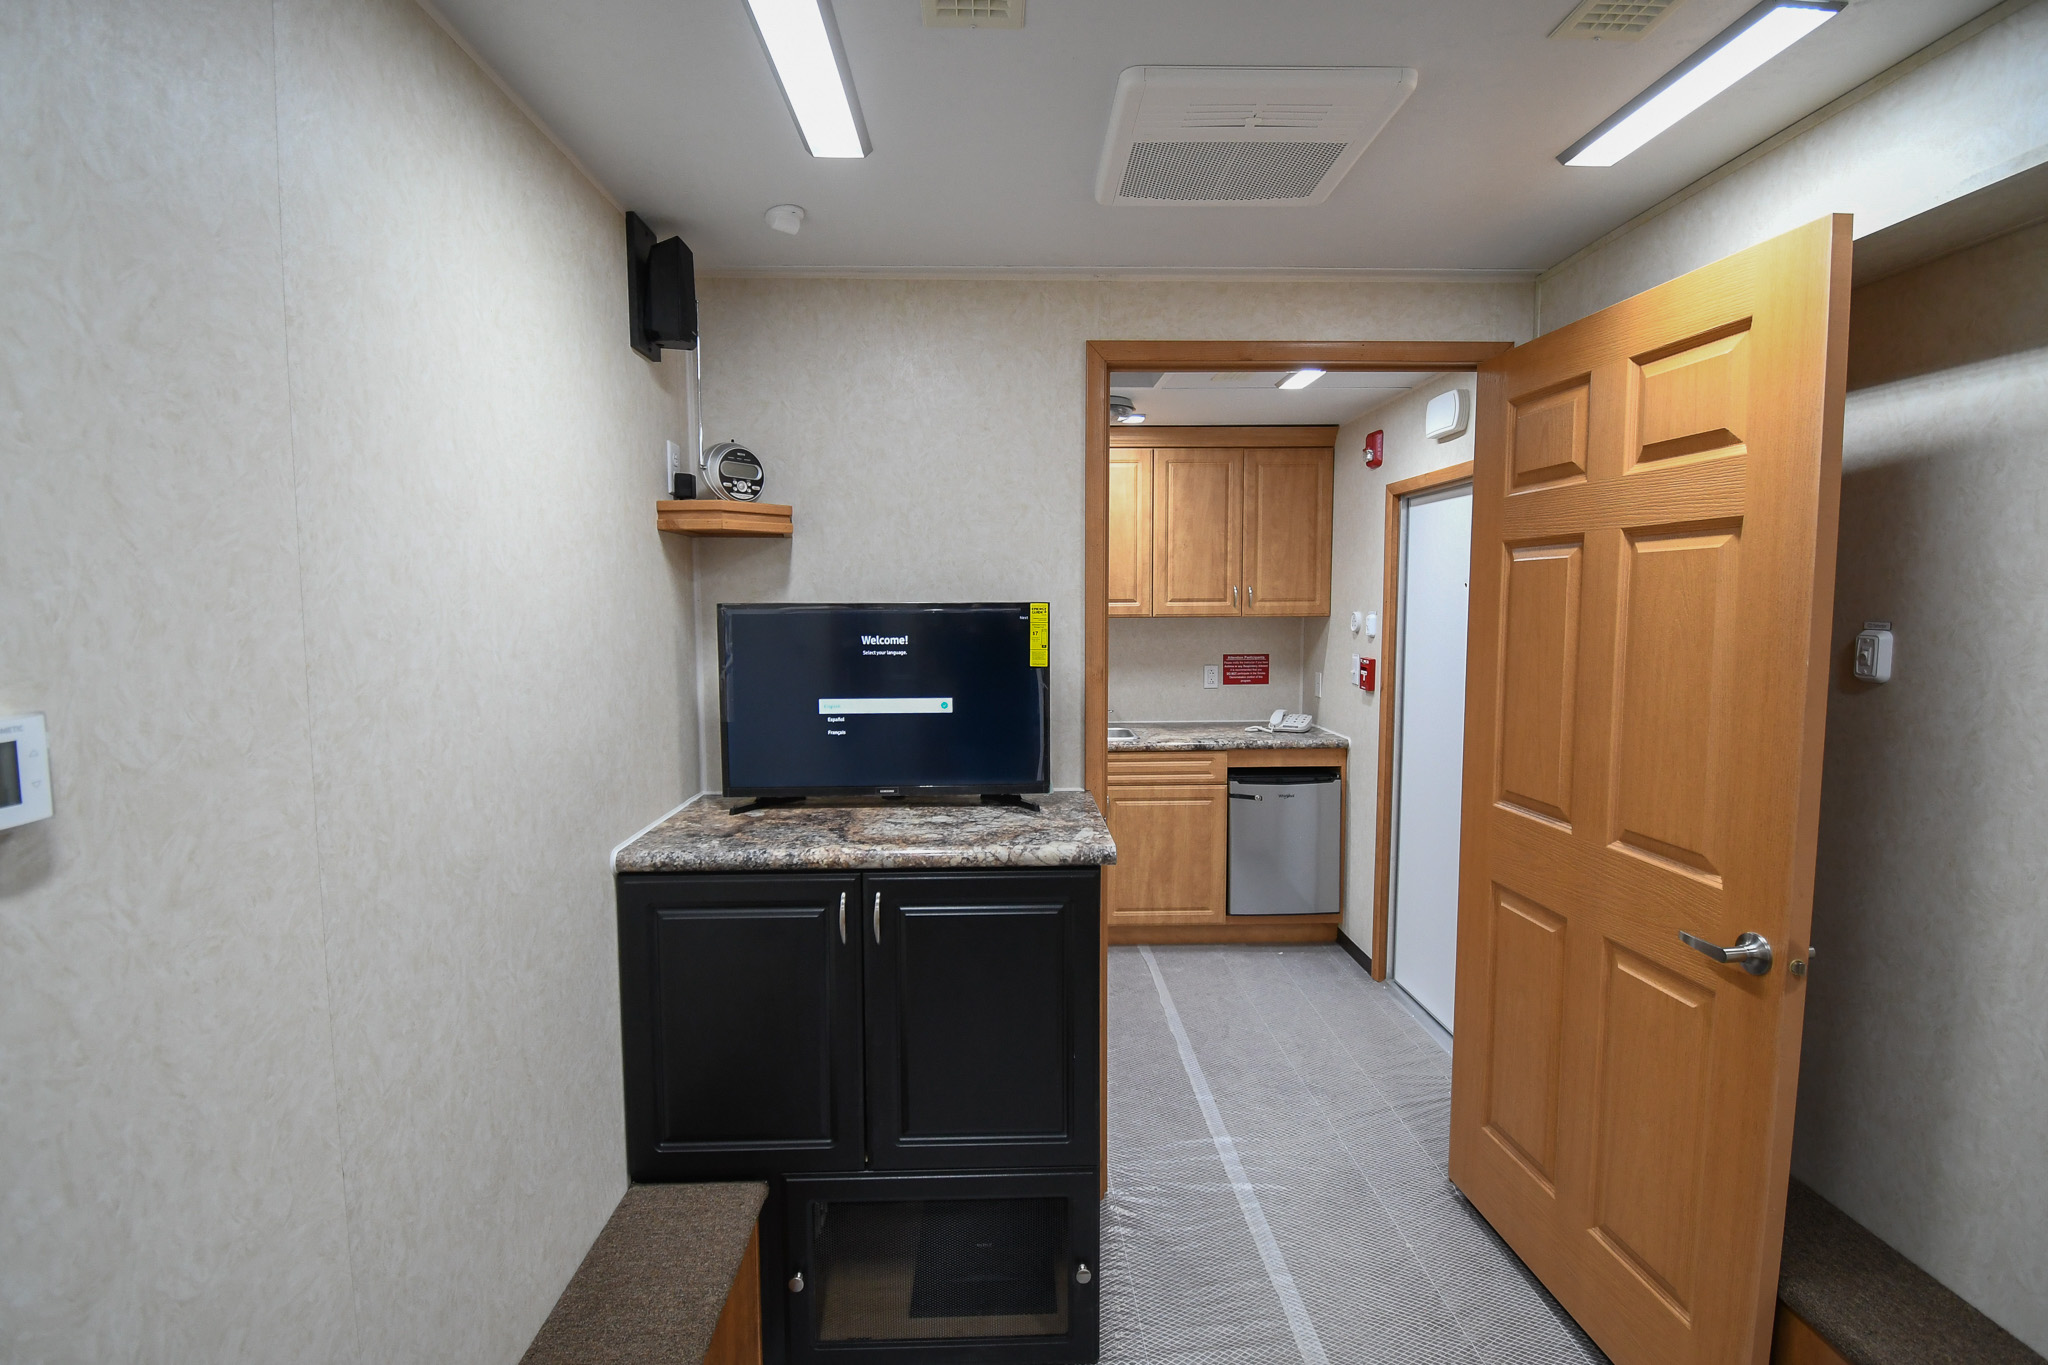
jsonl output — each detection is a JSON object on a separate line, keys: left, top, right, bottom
{"left": 1369, "top": 461, "right": 1474, "bottom": 982}
{"left": 1084, "top": 340, "right": 1512, "bottom": 1186}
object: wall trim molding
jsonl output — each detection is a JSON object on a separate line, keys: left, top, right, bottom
{"left": 698, "top": 267, "right": 1543, "bottom": 285}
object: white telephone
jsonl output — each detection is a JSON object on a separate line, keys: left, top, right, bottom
{"left": 1250, "top": 709, "right": 1314, "bottom": 734}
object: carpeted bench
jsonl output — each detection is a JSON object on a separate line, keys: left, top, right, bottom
{"left": 522, "top": 1181, "right": 769, "bottom": 1365}
{"left": 1774, "top": 1179, "right": 2042, "bottom": 1365}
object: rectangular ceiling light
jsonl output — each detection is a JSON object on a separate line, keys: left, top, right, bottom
{"left": 744, "top": 0, "right": 871, "bottom": 158}
{"left": 1279, "top": 368, "right": 1326, "bottom": 390}
{"left": 1560, "top": 0, "right": 1841, "bottom": 167}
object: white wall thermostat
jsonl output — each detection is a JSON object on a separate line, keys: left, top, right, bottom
{"left": 1424, "top": 388, "right": 1470, "bottom": 441}
{"left": 0, "top": 714, "right": 53, "bottom": 830}
{"left": 1852, "top": 621, "right": 1894, "bottom": 684}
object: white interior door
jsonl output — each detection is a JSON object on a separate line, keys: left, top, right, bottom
{"left": 1390, "top": 481, "right": 1473, "bottom": 1032}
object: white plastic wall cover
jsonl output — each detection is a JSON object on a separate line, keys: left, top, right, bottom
{"left": 1095, "top": 67, "right": 1417, "bottom": 207}
{"left": 1423, "top": 388, "right": 1470, "bottom": 441}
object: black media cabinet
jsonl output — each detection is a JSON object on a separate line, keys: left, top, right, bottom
{"left": 616, "top": 866, "right": 1102, "bottom": 1365}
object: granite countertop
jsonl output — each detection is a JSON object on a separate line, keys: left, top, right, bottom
{"left": 1107, "top": 720, "right": 1351, "bottom": 752}
{"left": 615, "top": 790, "right": 1115, "bottom": 874}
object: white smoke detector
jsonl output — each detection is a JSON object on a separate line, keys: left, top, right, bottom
{"left": 1095, "top": 67, "right": 1417, "bottom": 207}
{"left": 765, "top": 204, "right": 806, "bottom": 235}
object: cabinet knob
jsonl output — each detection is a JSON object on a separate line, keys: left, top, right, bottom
{"left": 788, "top": 1270, "right": 805, "bottom": 1294}
{"left": 1075, "top": 1263, "right": 1093, "bottom": 1285}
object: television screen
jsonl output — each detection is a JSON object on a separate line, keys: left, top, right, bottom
{"left": 719, "top": 603, "right": 1050, "bottom": 797}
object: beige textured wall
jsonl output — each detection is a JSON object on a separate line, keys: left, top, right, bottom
{"left": 1789, "top": 224, "right": 2048, "bottom": 1353}
{"left": 691, "top": 278, "right": 1535, "bottom": 790}
{"left": 1302, "top": 380, "right": 1476, "bottom": 950}
{"left": 0, "top": 2, "right": 697, "bottom": 1362}
{"left": 1537, "top": 1, "right": 2048, "bottom": 330}
{"left": 1108, "top": 617, "right": 1309, "bottom": 723}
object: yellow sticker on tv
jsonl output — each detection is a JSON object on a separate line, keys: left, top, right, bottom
{"left": 1028, "top": 603, "right": 1050, "bottom": 667}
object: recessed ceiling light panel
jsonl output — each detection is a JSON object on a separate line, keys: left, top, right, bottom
{"left": 744, "top": 0, "right": 871, "bottom": 158}
{"left": 1096, "top": 67, "right": 1417, "bottom": 207}
{"left": 1561, "top": 0, "right": 1842, "bottom": 167}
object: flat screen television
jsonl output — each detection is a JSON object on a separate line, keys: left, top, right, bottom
{"left": 719, "top": 603, "right": 1050, "bottom": 798}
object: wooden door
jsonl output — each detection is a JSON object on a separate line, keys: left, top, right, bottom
{"left": 1242, "top": 448, "right": 1333, "bottom": 615}
{"left": 1449, "top": 216, "right": 1850, "bottom": 1365}
{"left": 1108, "top": 447, "right": 1154, "bottom": 616}
{"left": 616, "top": 873, "right": 865, "bottom": 1180}
{"left": 1152, "top": 448, "right": 1241, "bottom": 615}
{"left": 863, "top": 870, "right": 1099, "bottom": 1171}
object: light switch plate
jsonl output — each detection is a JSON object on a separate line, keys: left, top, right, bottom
{"left": 1852, "top": 621, "right": 1894, "bottom": 683}
{"left": 0, "top": 713, "right": 52, "bottom": 830}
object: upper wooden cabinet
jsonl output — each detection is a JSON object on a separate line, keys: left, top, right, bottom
{"left": 1107, "top": 447, "right": 1153, "bottom": 617}
{"left": 1109, "top": 427, "right": 1334, "bottom": 618}
{"left": 1153, "top": 447, "right": 1242, "bottom": 615}
{"left": 1243, "top": 447, "right": 1334, "bottom": 616}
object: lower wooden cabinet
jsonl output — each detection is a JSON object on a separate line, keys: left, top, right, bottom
{"left": 1102, "top": 783, "right": 1228, "bottom": 928}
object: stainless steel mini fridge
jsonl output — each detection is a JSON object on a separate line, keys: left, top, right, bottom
{"left": 1227, "top": 767, "right": 1342, "bottom": 916}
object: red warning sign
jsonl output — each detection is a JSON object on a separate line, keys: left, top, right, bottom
{"left": 1221, "top": 654, "right": 1270, "bottom": 685}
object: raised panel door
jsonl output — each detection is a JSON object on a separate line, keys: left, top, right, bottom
{"left": 1108, "top": 448, "right": 1153, "bottom": 617}
{"left": 1102, "top": 782, "right": 1228, "bottom": 924}
{"left": 1242, "top": 447, "right": 1333, "bottom": 615}
{"left": 1450, "top": 217, "right": 1850, "bottom": 1365}
{"left": 1152, "top": 448, "right": 1241, "bottom": 616}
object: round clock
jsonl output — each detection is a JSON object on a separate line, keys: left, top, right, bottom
{"left": 700, "top": 441, "right": 765, "bottom": 501}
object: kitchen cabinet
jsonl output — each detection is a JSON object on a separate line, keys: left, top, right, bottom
{"left": 1102, "top": 752, "right": 1228, "bottom": 929}
{"left": 1151, "top": 448, "right": 1241, "bottom": 616}
{"left": 617, "top": 868, "right": 1099, "bottom": 1182}
{"left": 1243, "top": 447, "right": 1334, "bottom": 616}
{"left": 1106, "top": 447, "right": 1152, "bottom": 617}
{"left": 1111, "top": 428, "right": 1334, "bottom": 618}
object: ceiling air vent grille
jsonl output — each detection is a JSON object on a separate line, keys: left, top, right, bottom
{"left": 1096, "top": 68, "right": 1416, "bottom": 207}
{"left": 1549, "top": 0, "right": 1682, "bottom": 40}
{"left": 1121, "top": 143, "right": 1346, "bottom": 203}
{"left": 923, "top": 0, "right": 1023, "bottom": 28}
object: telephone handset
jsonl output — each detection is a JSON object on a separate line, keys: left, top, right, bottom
{"left": 1249, "top": 709, "right": 1314, "bottom": 734}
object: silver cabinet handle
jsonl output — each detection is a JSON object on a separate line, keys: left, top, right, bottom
{"left": 1679, "top": 930, "right": 1773, "bottom": 976}
{"left": 1247, "top": 585, "right": 1254, "bottom": 608}
{"left": 873, "top": 891, "right": 882, "bottom": 945}
{"left": 1075, "top": 1262, "right": 1093, "bottom": 1285}
{"left": 788, "top": 1270, "right": 805, "bottom": 1293}
{"left": 838, "top": 891, "right": 847, "bottom": 945}
{"left": 1232, "top": 585, "right": 1238, "bottom": 606}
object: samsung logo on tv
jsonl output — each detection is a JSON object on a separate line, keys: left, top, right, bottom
{"left": 860, "top": 635, "right": 910, "bottom": 646}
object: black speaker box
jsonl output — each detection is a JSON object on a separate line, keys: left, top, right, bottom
{"left": 627, "top": 211, "right": 696, "bottom": 361}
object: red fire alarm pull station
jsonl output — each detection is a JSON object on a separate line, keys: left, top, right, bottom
{"left": 1359, "top": 657, "right": 1377, "bottom": 692}
{"left": 1364, "top": 430, "right": 1385, "bottom": 469}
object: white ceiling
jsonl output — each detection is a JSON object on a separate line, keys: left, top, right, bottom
{"left": 1111, "top": 370, "right": 1437, "bottom": 426}
{"left": 428, "top": 0, "right": 2003, "bottom": 273}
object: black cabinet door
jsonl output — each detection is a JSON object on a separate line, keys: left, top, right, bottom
{"left": 781, "top": 1168, "right": 1100, "bottom": 1365}
{"left": 618, "top": 874, "right": 863, "bottom": 1179}
{"left": 863, "top": 870, "right": 1099, "bottom": 1171}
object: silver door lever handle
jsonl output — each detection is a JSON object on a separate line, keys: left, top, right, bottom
{"left": 1679, "top": 930, "right": 1773, "bottom": 976}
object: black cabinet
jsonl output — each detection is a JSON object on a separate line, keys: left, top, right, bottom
{"left": 865, "top": 872, "right": 1098, "bottom": 1171}
{"left": 618, "top": 873, "right": 864, "bottom": 1180}
{"left": 782, "top": 1169, "right": 1100, "bottom": 1365}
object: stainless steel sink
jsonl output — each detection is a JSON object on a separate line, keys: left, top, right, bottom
{"left": 1107, "top": 727, "right": 1137, "bottom": 741}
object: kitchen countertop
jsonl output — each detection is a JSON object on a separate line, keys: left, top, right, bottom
{"left": 614, "top": 790, "right": 1116, "bottom": 874}
{"left": 1106, "top": 720, "right": 1350, "bottom": 752}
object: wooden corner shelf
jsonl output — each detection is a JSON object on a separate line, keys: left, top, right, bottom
{"left": 656, "top": 500, "right": 793, "bottom": 537}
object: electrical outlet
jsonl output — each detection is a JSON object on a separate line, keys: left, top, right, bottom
{"left": 1203, "top": 665, "right": 1219, "bottom": 689}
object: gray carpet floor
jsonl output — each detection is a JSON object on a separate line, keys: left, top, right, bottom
{"left": 1100, "top": 944, "right": 1606, "bottom": 1365}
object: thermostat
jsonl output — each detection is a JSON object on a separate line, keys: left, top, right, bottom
{"left": 1852, "top": 622, "right": 1894, "bottom": 684}
{"left": 0, "top": 714, "right": 52, "bottom": 830}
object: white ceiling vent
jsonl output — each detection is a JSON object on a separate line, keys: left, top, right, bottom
{"left": 1095, "top": 67, "right": 1417, "bottom": 207}
{"left": 1548, "top": 0, "right": 1683, "bottom": 41}
{"left": 923, "top": 0, "right": 1023, "bottom": 28}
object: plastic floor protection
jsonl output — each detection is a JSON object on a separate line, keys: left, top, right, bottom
{"left": 1098, "top": 944, "right": 1608, "bottom": 1365}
